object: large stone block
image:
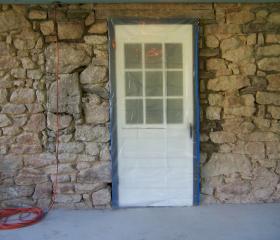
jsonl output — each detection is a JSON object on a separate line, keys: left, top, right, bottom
{"left": 10, "top": 88, "right": 35, "bottom": 104}
{"left": 75, "top": 125, "right": 110, "bottom": 142}
{"left": 55, "top": 194, "right": 82, "bottom": 203}
{"left": 47, "top": 73, "right": 81, "bottom": 117}
{"left": 248, "top": 132, "right": 279, "bottom": 142}
{"left": 0, "top": 186, "right": 34, "bottom": 201}
{"left": 257, "top": 57, "right": 280, "bottom": 72}
{"left": 257, "top": 45, "right": 280, "bottom": 57}
{"left": 0, "top": 10, "right": 30, "bottom": 33}
{"left": 226, "top": 11, "right": 255, "bottom": 24}
{"left": 0, "top": 114, "right": 12, "bottom": 127}
{"left": 2, "top": 103, "right": 26, "bottom": 115}
{"left": 210, "top": 131, "right": 236, "bottom": 144}
{"left": 45, "top": 43, "right": 91, "bottom": 74}
{"left": 92, "top": 187, "right": 111, "bottom": 206}
{"left": 80, "top": 64, "right": 107, "bottom": 85}
{"left": 88, "top": 21, "right": 108, "bottom": 34}
{"left": 84, "top": 101, "right": 109, "bottom": 124}
{"left": 58, "top": 21, "right": 84, "bottom": 40}
{"left": 58, "top": 142, "right": 85, "bottom": 154}
{"left": 24, "top": 153, "right": 56, "bottom": 168}
{"left": 47, "top": 112, "right": 72, "bottom": 130}
{"left": 0, "top": 155, "right": 23, "bottom": 171}
{"left": 252, "top": 167, "right": 279, "bottom": 201}
{"left": 202, "top": 153, "right": 252, "bottom": 178}
{"left": 256, "top": 92, "right": 280, "bottom": 105}
{"left": 15, "top": 168, "right": 48, "bottom": 185}
{"left": 267, "top": 74, "right": 280, "bottom": 91}
{"left": 207, "top": 75, "right": 250, "bottom": 91}
{"left": 267, "top": 12, "right": 280, "bottom": 24}
{"left": 24, "top": 113, "right": 46, "bottom": 132}
{"left": 268, "top": 106, "right": 280, "bottom": 119}
{"left": 222, "top": 46, "right": 253, "bottom": 63}
{"left": 206, "top": 106, "right": 221, "bottom": 120}
{"left": 33, "top": 182, "right": 52, "bottom": 199}
{"left": 77, "top": 161, "right": 112, "bottom": 183}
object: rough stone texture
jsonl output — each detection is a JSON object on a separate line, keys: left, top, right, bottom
{"left": 0, "top": 3, "right": 279, "bottom": 208}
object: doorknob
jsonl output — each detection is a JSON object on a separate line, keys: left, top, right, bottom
{"left": 189, "top": 123, "right": 193, "bottom": 139}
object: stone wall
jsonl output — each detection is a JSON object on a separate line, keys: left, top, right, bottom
{"left": 0, "top": 3, "right": 279, "bottom": 208}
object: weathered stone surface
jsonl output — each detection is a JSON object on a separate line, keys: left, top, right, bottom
{"left": 227, "top": 11, "right": 255, "bottom": 24}
{"left": 100, "top": 144, "right": 110, "bottom": 161}
{"left": 47, "top": 113, "right": 72, "bottom": 130}
{"left": 205, "top": 24, "right": 241, "bottom": 35}
{"left": 75, "top": 182, "right": 106, "bottom": 193}
{"left": 75, "top": 125, "right": 110, "bottom": 142}
{"left": 216, "top": 179, "right": 251, "bottom": 203}
{"left": 33, "top": 182, "right": 52, "bottom": 199}
{"left": 27, "top": 69, "right": 43, "bottom": 80}
{"left": 24, "top": 113, "right": 46, "bottom": 132}
{"left": 1, "top": 103, "right": 26, "bottom": 115}
{"left": 55, "top": 194, "right": 82, "bottom": 203}
{"left": 85, "top": 12, "right": 95, "bottom": 26}
{"left": 0, "top": 10, "right": 30, "bottom": 33}
{"left": 206, "top": 106, "right": 221, "bottom": 120}
{"left": 88, "top": 21, "right": 107, "bottom": 34}
{"left": 224, "top": 106, "right": 256, "bottom": 117}
{"left": 0, "top": 56, "right": 19, "bottom": 70}
{"left": 11, "top": 68, "right": 26, "bottom": 78}
{"left": 58, "top": 153, "right": 77, "bottom": 163}
{"left": 257, "top": 45, "right": 280, "bottom": 57}
{"left": 28, "top": 10, "right": 47, "bottom": 19}
{"left": 252, "top": 167, "right": 279, "bottom": 201}
{"left": 207, "top": 75, "right": 250, "bottom": 91}
{"left": 24, "top": 153, "right": 56, "bottom": 168}
{"left": 208, "top": 94, "right": 224, "bottom": 106}
{"left": 0, "top": 114, "right": 12, "bottom": 127}
{"left": 267, "top": 74, "right": 280, "bottom": 91}
{"left": 10, "top": 88, "right": 35, "bottom": 104}
{"left": 45, "top": 43, "right": 91, "bottom": 74}
{"left": 206, "top": 58, "right": 227, "bottom": 71}
{"left": 265, "top": 33, "right": 280, "bottom": 44}
{"left": 222, "top": 46, "right": 253, "bottom": 63}
{"left": 210, "top": 131, "right": 236, "bottom": 144}
{"left": 77, "top": 161, "right": 111, "bottom": 183}
{"left": 13, "top": 28, "right": 40, "bottom": 50}
{"left": 85, "top": 142, "right": 99, "bottom": 156}
{"left": 10, "top": 144, "right": 42, "bottom": 154}
{"left": 80, "top": 65, "right": 107, "bottom": 85}
{"left": 15, "top": 168, "right": 48, "bottom": 185}
{"left": 47, "top": 73, "right": 81, "bottom": 117}
{"left": 220, "top": 37, "right": 241, "bottom": 52}
{"left": 84, "top": 35, "right": 107, "bottom": 45}
{"left": 0, "top": 155, "right": 23, "bottom": 171}
{"left": 266, "top": 142, "right": 280, "bottom": 160}
{"left": 267, "top": 12, "right": 280, "bottom": 24}
{"left": 202, "top": 153, "right": 252, "bottom": 178}
{"left": 58, "top": 21, "right": 84, "bottom": 40}
{"left": 256, "top": 92, "right": 280, "bottom": 105}
{"left": 205, "top": 35, "right": 219, "bottom": 48}
{"left": 40, "top": 20, "right": 54, "bottom": 35}
{"left": 58, "top": 142, "right": 85, "bottom": 154}
{"left": 56, "top": 183, "right": 75, "bottom": 194}
{"left": 84, "top": 101, "right": 109, "bottom": 124}
{"left": 268, "top": 106, "right": 280, "bottom": 119}
{"left": 248, "top": 132, "right": 279, "bottom": 142}
{"left": 92, "top": 187, "right": 111, "bottom": 206}
{"left": 245, "top": 142, "right": 265, "bottom": 159}
{"left": 0, "top": 89, "right": 8, "bottom": 104}
{"left": 257, "top": 57, "right": 280, "bottom": 71}
{"left": 0, "top": 186, "right": 34, "bottom": 201}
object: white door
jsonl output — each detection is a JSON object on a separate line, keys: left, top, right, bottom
{"left": 115, "top": 24, "right": 194, "bottom": 207}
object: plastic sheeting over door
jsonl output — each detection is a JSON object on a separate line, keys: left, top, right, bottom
{"left": 109, "top": 20, "right": 199, "bottom": 207}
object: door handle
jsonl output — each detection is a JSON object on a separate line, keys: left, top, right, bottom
{"left": 189, "top": 123, "right": 193, "bottom": 139}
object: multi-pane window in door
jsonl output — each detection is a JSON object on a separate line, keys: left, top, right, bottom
{"left": 124, "top": 43, "right": 184, "bottom": 125}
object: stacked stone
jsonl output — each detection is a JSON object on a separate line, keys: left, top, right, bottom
{"left": 0, "top": 4, "right": 111, "bottom": 209}
{"left": 200, "top": 4, "right": 280, "bottom": 203}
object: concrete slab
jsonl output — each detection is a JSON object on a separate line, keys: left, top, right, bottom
{"left": 1, "top": 203, "right": 280, "bottom": 240}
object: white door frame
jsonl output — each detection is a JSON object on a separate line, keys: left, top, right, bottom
{"left": 108, "top": 18, "right": 201, "bottom": 207}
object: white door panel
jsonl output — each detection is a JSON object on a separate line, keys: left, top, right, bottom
{"left": 116, "top": 24, "right": 194, "bottom": 206}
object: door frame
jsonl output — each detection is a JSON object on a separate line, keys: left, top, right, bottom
{"left": 108, "top": 18, "right": 200, "bottom": 207}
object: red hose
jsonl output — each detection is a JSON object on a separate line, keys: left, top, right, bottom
{"left": 0, "top": 4, "right": 60, "bottom": 230}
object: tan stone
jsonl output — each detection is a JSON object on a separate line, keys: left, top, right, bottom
{"left": 256, "top": 92, "right": 280, "bottom": 105}
{"left": 85, "top": 12, "right": 95, "bottom": 26}
{"left": 247, "top": 34, "right": 256, "bottom": 45}
{"left": 245, "top": 142, "right": 265, "bottom": 159}
{"left": 267, "top": 12, "right": 280, "bottom": 24}
{"left": 80, "top": 64, "right": 107, "bottom": 84}
{"left": 257, "top": 57, "right": 280, "bottom": 72}
{"left": 266, "top": 142, "right": 280, "bottom": 160}
{"left": 222, "top": 46, "right": 253, "bottom": 63}
{"left": 267, "top": 74, "right": 280, "bottom": 91}
{"left": 227, "top": 11, "right": 255, "bottom": 24}
{"left": 1, "top": 103, "right": 26, "bottom": 115}
{"left": 257, "top": 45, "right": 280, "bottom": 57}
{"left": 220, "top": 37, "right": 240, "bottom": 52}
{"left": 88, "top": 21, "right": 107, "bottom": 34}
{"left": 24, "top": 113, "right": 46, "bottom": 132}
{"left": 248, "top": 132, "right": 279, "bottom": 142}
{"left": 47, "top": 113, "right": 72, "bottom": 131}
{"left": 40, "top": 20, "right": 54, "bottom": 35}
{"left": 0, "top": 114, "right": 11, "bottom": 128}
{"left": 84, "top": 35, "right": 107, "bottom": 45}
{"left": 206, "top": 106, "right": 221, "bottom": 120}
{"left": 28, "top": 10, "right": 47, "bottom": 19}
{"left": 207, "top": 75, "right": 250, "bottom": 91}
{"left": 206, "top": 58, "right": 227, "bottom": 71}
{"left": 210, "top": 131, "right": 236, "bottom": 144}
{"left": 58, "top": 21, "right": 84, "bottom": 40}
{"left": 268, "top": 106, "right": 280, "bottom": 119}
{"left": 10, "top": 88, "right": 35, "bottom": 104}
{"left": 16, "top": 132, "right": 40, "bottom": 145}
{"left": 208, "top": 94, "right": 224, "bottom": 106}
{"left": 224, "top": 106, "right": 255, "bottom": 117}
{"left": 15, "top": 168, "right": 48, "bottom": 185}
{"left": 0, "top": 10, "right": 30, "bottom": 33}
{"left": 204, "top": 24, "right": 241, "bottom": 35}
{"left": 92, "top": 187, "right": 111, "bottom": 206}
{"left": 205, "top": 35, "right": 219, "bottom": 48}
{"left": 265, "top": 33, "right": 280, "bottom": 44}
{"left": 202, "top": 153, "right": 252, "bottom": 178}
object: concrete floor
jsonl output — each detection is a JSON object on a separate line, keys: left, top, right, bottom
{"left": 0, "top": 204, "right": 280, "bottom": 240}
